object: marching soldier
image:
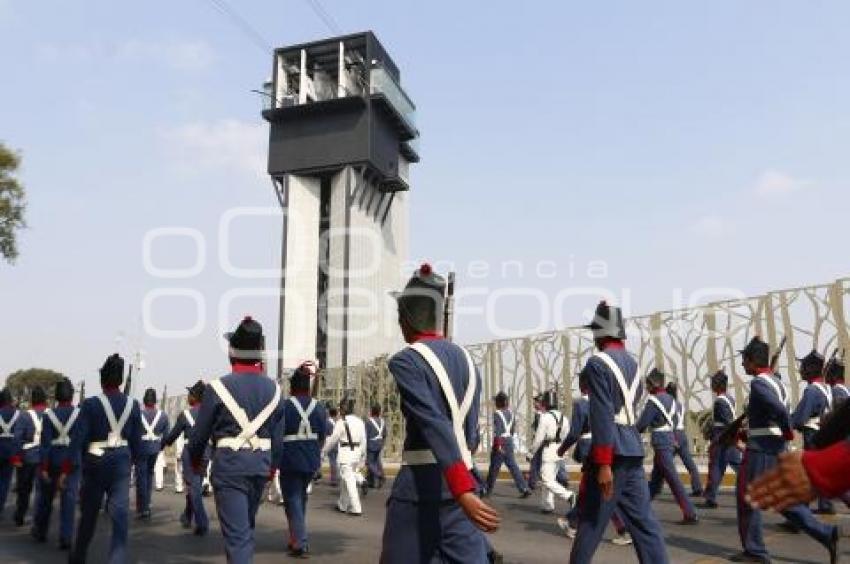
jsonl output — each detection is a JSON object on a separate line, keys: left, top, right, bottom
{"left": 32, "top": 378, "right": 81, "bottom": 549}
{"left": 528, "top": 390, "right": 574, "bottom": 513}
{"left": 791, "top": 350, "right": 834, "bottom": 514}
{"left": 638, "top": 369, "right": 699, "bottom": 524}
{"left": 731, "top": 337, "right": 837, "bottom": 564}
{"left": 322, "top": 397, "right": 368, "bottom": 515}
{"left": 702, "top": 369, "right": 741, "bottom": 509}
{"left": 557, "top": 368, "right": 631, "bottom": 545}
{"left": 13, "top": 385, "right": 48, "bottom": 527}
{"left": 827, "top": 356, "right": 848, "bottom": 407}
{"left": 0, "top": 387, "right": 23, "bottom": 521}
{"left": 366, "top": 402, "right": 387, "bottom": 489}
{"left": 189, "top": 316, "right": 285, "bottom": 563}
{"left": 162, "top": 381, "right": 208, "bottom": 535}
{"left": 325, "top": 403, "right": 339, "bottom": 487}
{"left": 526, "top": 393, "right": 545, "bottom": 491}
{"left": 485, "top": 391, "right": 531, "bottom": 498}
{"left": 135, "top": 388, "right": 169, "bottom": 520}
{"left": 666, "top": 381, "right": 703, "bottom": 497}
{"left": 381, "top": 264, "right": 499, "bottom": 563}
{"left": 270, "top": 361, "right": 327, "bottom": 557}
{"left": 569, "top": 301, "right": 669, "bottom": 564}
{"left": 70, "top": 353, "right": 143, "bottom": 564}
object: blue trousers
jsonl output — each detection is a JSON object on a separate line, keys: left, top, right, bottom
{"left": 802, "top": 430, "right": 834, "bottom": 513}
{"left": 180, "top": 451, "right": 208, "bottom": 531}
{"left": 648, "top": 448, "right": 697, "bottom": 519}
{"left": 705, "top": 441, "right": 741, "bottom": 503}
{"left": 381, "top": 498, "right": 490, "bottom": 564}
{"left": 33, "top": 466, "right": 80, "bottom": 543}
{"left": 736, "top": 449, "right": 835, "bottom": 559}
{"left": 327, "top": 448, "right": 339, "bottom": 485}
{"left": 485, "top": 444, "right": 528, "bottom": 493}
{"left": 70, "top": 454, "right": 131, "bottom": 564}
{"left": 366, "top": 448, "right": 384, "bottom": 487}
{"left": 212, "top": 474, "right": 266, "bottom": 564}
{"left": 14, "top": 462, "right": 39, "bottom": 523}
{"left": 134, "top": 454, "right": 158, "bottom": 514}
{"left": 673, "top": 430, "right": 703, "bottom": 494}
{"left": 0, "top": 459, "right": 13, "bottom": 518}
{"left": 280, "top": 471, "right": 311, "bottom": 550}
{"left": 566, "top": 469, "right": 626, "bottom": 533}
{"left": 569, "top": 457, "right": 669, "bottom": 564}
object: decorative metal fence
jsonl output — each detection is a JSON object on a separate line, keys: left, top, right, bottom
{"left": 162, "top": 277, "right": 850, "bottom": 461}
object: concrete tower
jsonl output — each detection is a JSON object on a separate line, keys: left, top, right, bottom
{"left": 262, "top": 32, "right": 419, "bottom": 373}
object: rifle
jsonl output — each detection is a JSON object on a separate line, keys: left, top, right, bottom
{"left": 123, "top": 363, "right": 133, "bottom": 396}
{"left": 713, "top": 336, "right": 787, "bottom": 447}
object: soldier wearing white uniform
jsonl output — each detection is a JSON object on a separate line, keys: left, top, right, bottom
{"left": 529, "top": 390, "right": 575, "bottom": 513}
{"left": 322, "top": 398, "right": 367, "bottom": 515}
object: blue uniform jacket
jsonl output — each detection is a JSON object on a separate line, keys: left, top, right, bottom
{"left": 0, "top": 405, "right": 24, "bottom": 461}
{"left": 139, "top": 408, "right": 170, "bottom": 458}
{"left": 17, "top": 407, "right": 47, "bottom": 465}
{"left": 833, "top": 384, "right": 849, "bottom": 406}
{"left": 190, "top": 371, "right": 285, "bottom": 480}
{"left": 163, "top": 406, "right": 205, "bottom": 459}
{"left": 791, "top": 381, "right": 830, "bottom": 434}
{"left": 40, "top": 404, "right": 83, "bottom": 471}
{"left": 77, "top": 390, "right": 143, "bottom": 466}
{"left": 710, "top": 394, "right": 736, "bottom": 441}
{"left": 388, "top": 338, "right": 481, "bottom": 502}
{"left": 636, "top": 392, "right": 677, "bottom": 450}
{"left": 366, "top": 415, "right": 387, "bottom": 453}
{"left": 271, "top": 395, "right": 327, "bottom": 475}
{"left": 746, "top": 373, "right": 792, "bottom": 454}
{"left": 559, "top": 396, "right": 591, "bottom": 463}
{"left": 492, "top": 408, "right": 515, "bottom": 449}
{"left": 584, "top": 345, "right": 644, "bottom": 464}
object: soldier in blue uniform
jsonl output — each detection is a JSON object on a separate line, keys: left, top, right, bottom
{"left": 13, "top": 386, "right": 48, "bottom": 527}
{"left": 162, "top": 380, "right": 208, "bottom": 535}
{"left": 827, "top": 356, "right": 848, "bottom": 407}
{"left": 325, "top": 404, "right": 339, "bottom": 486}
{"left": 190, "top": 316, "right": 285, "bottom": 564}
{"left": 70, "top": 353, "right": 143, "bottom": 564}
{"left": 365, "top": 402, "right": 387, "bottom": 489}
{"left": 484, "top": 392, "right": 531, "bottom": 498}
{"left": 790, "top": 350, "right": 834, "bottom": 515}
{"left": 702, "top": 370, "right": 741, "bottom": 509}
{"left": 637, "top": 369, "right": 699, "bottom": 524}
{"left": 557, "top": 368, "right": 630, "bottom": 545}
{"left": 381, "top": 264, "right": 500, "bottom": 564}
{"left": 32, "top": 378, "right": 82, "bottom": 549}
{"left": 135, "top": 388, "right": 169, "bottom": 520}
{"left": 569, "top": 301, "right": 669, "bottom": 564}
{"left": 270, "top": 361, "right": 327, "bottom": 558}
{"left": 666, "top": 381, "right": 703, "bottom": 497}
{"left": 0, "top": 387, "right": 24, "bottom": 521}
{"left": 731, "top": 337, "right": 838, "bottom": 564}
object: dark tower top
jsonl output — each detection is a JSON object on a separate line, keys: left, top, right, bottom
{"left": 262, "top": 32, "right": 419, "bottom": 191}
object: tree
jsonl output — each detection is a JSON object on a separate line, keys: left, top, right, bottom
{"left": 0, "top": 142, "right": 26, "bottom": 263}
{"left": 4, "top": 368, "right": 66, "bottom": 403}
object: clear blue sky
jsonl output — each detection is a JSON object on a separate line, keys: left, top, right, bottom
{"left": 2, "top": 0, "right": 849, "bottom": 394}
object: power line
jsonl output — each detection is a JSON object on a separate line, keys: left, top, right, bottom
{"left": 304, "top": 0, "right": 343, "bottom": 35}
{"left": 204, "top": 0, "right": 274, "bottom": 53}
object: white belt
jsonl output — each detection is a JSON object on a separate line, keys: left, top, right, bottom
{"left": 88, "top": 434, "right": 128, "bottom": 456}
{"left": 369, "top": 436, "right": 383, "bottom": 441}
{"left": 653, "top": 425, "right": 673, "bottom": 432}
{"left": 713, "top": 423, "right": 726, "bottom": 428}
{"left": 748, "top": 426, "right": 782, "bottom": 437}
{"left": 216, "top": 436, "right": 271, "bottom": 451}
{"left": 580, "top": 432, "right": 592, "bottom": 440}
{"left": 0, "top": 433, "right": 13, "bottom": 439}
{"left": 143, "top": 435, "right": 162, "bottom": 442}
{"left": 613, "top": 413, "right": 630, "bottom": 425}
{"left": 282, "top": 433, "right": 317, "bottom": 442}
{"left": 401, "top": 449, "right": 437, "bottom": 466}
{"left": 804, "top": 417, "right": 820, "bottom": 431}
{"left": 52, "top": 438, "right": 71, "bottom": 447}
{"left": 22, "top": 442, "right": 39, "bottom": 450}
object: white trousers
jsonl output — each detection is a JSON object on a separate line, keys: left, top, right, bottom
{"left": 540, "top": 460, "right": 573, "bottom": 511}
{"left": 267, "top": 473, "right": 283, "bottom": 502}
{"left": 154, "top": 452, "right": 165, "bottom": 490}
{"left": 338, "top": 462, "right": 364, "bottom": 514}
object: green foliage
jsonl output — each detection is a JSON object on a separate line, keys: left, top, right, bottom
{"left": 0, "top": 142, "right": 27, "bottom": 263}
{"left": 4, "top": 367, "right": 66, "bottom": 402}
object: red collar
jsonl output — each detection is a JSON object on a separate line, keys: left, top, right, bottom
{"left": 600, "top": 339, "right": 625, "bottom": 351}
{"left": 808, "top": 377, "right": 824, "bottom": 383}
{"left": 102, "top": 385, "right": 121, "bottom": 394}
{"left": 649, "top": 388, "right": 663, "bottom": 395}
{"left": 31, "top": 403, "right": 47, "bottom": 410}
{"left": 188, "top": 399, "right": 199, "bottom": 407}
{"left": 756, "top": 367, "right": 773, "bottom": 376}
{"left": 413, "top": 331, "right": 443, "bottom": 342}
{"left": 144, "top": 403, "right": 156, "bottom": 409}
{"left": 291, "top": 391, "right": 310, "bottom": 397}
{"left": 57, "top": 401, "right": 73, "bottom": 407}
{"left": 232, "top": 362, "right": 264, "bottom": 374}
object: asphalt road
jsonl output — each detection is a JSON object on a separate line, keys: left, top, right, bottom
{"left": 0, "top": 477, "right": 847, "bottom": 563}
